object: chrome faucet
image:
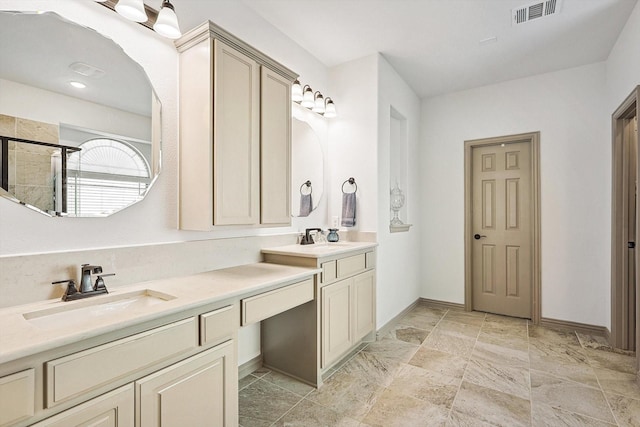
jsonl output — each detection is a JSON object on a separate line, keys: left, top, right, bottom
{"left": 52, "top": 264, "right": 114, "bottom": 301}
{"left": 301, "top": 228, "right": 322, "bottom": 245}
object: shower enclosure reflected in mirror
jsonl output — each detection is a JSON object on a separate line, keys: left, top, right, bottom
{"left": 291, "top": 116, "right": 324, "bottom": 217}
{"left": 0, "top": 11, "right": 161, "bottom": 217}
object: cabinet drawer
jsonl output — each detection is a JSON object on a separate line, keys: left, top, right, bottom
{"left": 32, "top": 384, "right": 134, "bottom": 427}
{"left": 200, "top": 304, "right": 236, "bottom": 347}
{"left": 0, "top": 369, "right": 34, "bottom": 426}
{"left": 46, "top": 318, "right": 198, "bottom": 407}
{"left": 242, "top": 279, "right": 314, "bottom": 325}
{"left": 337, "top": 254, "right": 366, "bottom": 278}
{"left": 321, "top": 260, "right": 337, "bottom": 284}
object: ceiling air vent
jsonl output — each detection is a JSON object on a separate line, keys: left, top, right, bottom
{"left": 512, "top": 0, "right": 561, "bottom": 25}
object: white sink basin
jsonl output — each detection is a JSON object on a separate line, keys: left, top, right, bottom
{"left": 23, "top": 289, "right": 176, "bottom": 329}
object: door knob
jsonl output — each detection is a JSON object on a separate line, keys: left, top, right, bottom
{"left": 474, "top": 234, "right": 486, "bottom": 240}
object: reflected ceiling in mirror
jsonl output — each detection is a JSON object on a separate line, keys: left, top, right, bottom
{"left": 291, "top": 117, "right": 323, "bottom": 217}
{"left": 0, "top": 11, "right": 161, "bottom": 217}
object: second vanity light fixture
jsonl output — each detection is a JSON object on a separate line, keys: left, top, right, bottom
{"left": 292, "top": 79, "right": 337, "bottom": 118}
{"left": 94, "top": 0, "right": 182, "bottom": 39}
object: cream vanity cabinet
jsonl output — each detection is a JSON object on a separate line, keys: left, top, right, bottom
{"left": 0, "top": 303, "right": 238, "bottom": 427}
{"left": 262, "top": 243, "right": 377, "bottom": 380}
{"left": 176, "top": 21, "right": 296, "bottom": 230}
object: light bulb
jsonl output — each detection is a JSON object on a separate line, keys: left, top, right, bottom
{"left": 301, "top": 85, "right": 314, "bottom": 109}
{"left": 115, "top": 0, "right": 148, "bottom": 23}
{"left": 312, "top": 91, "right": 325, "bottom": 114}
{"left": 324, "top": 98, "right": 337, "bottom": 118}
{"left": 153, "top": 0, "right": 182, "bottom": 39}
{"left": 291, "top": 79, "right": 303, "bottom": 102}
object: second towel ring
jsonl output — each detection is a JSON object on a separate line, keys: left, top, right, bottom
{"left": 300, "top": 180, "right": 312, "bottom": 195}
{"left": 342, "top": 177, "right": 357, "bottom": 194}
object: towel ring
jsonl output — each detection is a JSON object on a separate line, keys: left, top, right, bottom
{"left": 300, "top": 180, "right": 312, "bottom": 195}
{"left": 342, "top": 177, "right": 357, "bottom": 194}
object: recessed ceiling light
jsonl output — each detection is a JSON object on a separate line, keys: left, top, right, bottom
{"left": 70, "top": 81, "right": 86, "bottom": 89}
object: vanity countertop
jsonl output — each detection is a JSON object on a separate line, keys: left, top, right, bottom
{"left": 0, "top": 262, "right": 319, "bottom": 365}
{"left": 261, "top": 241, "right": 377, "bottom": 258}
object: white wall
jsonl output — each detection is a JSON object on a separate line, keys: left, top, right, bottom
{"left": 420, "top": 62, "right": 610, "bottom": 326}
{"left": 376, "top": 55, "right": 422, "bottom": 328}
{"left": 327, "top": 55, "right": 379, "bottom": 232}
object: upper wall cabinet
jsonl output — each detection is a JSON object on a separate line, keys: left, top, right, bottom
{"left": 176, "top": 22, "right": 296, "bottom": 230}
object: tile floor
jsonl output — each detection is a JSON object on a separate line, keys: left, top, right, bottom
{"left": 238, "top": 303, "right": 640, "bottom": 426}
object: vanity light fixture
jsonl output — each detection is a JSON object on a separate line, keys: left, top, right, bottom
{"left": 97, "top": 0, "right": 182, "bottom": 40}
{"left": 324, "top": 98, "right": 337, "bottom": 118}
{"left": 301, "top": 85, "right": 315, "bottom": 109}
{"left": 312, "top": 91, "right": 325, "bottom": 114}
{"left": 291, "top": 79, "right": 303, "bottom": 102}
{"left": 114, "top": 0, "right": 147, "bottom": 23}
{"left": 153, "top": 0, "right": 182, "bottom": 39}
{"left": 292, "top": 80, "right": 337, "bottom": 118}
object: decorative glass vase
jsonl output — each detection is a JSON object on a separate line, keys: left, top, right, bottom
{"left": 390, "top": 183, "right": 405, "bottom": 226}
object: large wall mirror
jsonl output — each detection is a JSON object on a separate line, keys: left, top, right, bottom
{"left": 291, "top": 116, "right": 324, "bottom": 217}
{"left": 0, "top": 11, "right": 161, "bottom": 217}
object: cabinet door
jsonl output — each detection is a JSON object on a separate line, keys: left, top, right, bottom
{"left": 353, "top": 270, "right": 375, "bottom": 341}
{"left": 213, "top": 39, "right": 260, "bottom": 225}
{"left": 136, "top": 341, "right": 237, "bottom": 427}
{"left": 321, "top": 278, "right": 353, "bottom": 368}
{"left": 260, "top": 67, "right": 291, "bottom": 225}
{"left": 31, "top": 384, "right": 134, "bottom": 427}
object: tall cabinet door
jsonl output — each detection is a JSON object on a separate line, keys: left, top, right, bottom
{"left": 353, "top": 270, "right": 375, "bottom": 342}
{"left": 213, "top": 40, "right": 260, "bottom": 225}
{"left": 260, "top": 68, "right": 291, "bottom": 225}
{"left": 321, "top": 279, "right": 353, "bottom": 368}
{"left": 136, "top": 342, "right": 237, "bottom": 427}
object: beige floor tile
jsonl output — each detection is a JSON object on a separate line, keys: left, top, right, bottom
{"left": 529, "top": 338, "right": 588, "bottom": 365}
{"left": 434, "top": 319, "right": 482, "bottom": 339}
{"left": 481, "top": 320, "right": 529, "bottom": 340}
{"left": 387, "top": 325, "right": 431, "bottom": 344}
{"left": 451, "top": 381, "right": 531, "bottom": 427}
{"left": 606, "top": 392, "right": 640, "bottom": 427}
{"left": 529, "top": 357, "right": 600, "bottom": 388}
{"left": 411, "top": 304, "right": 448, "bottom": 319}
{"left": 239, "top": 380, "right": 303, "bottom": 426}
{"left": 400, "top": 311, "right": 442, "bottom": 330}
{"left": 262, "top": 371, "right": 315, "bottom": 397}
{"left": 239, "top": 374, "right": 259, "bottom": 390}
{"left": 529, "top": 325, "right": 581, "bottom": 346}
{"left": 471, "top": 339, "right": 530, "bottom": 369}
{"left": 423, "top": 329, "right": 476, "bottom": 359}
{"left": 362, "top": 388, "right": 450, "bottom": 427}
{"left": 576, "top": 332, "right": 613, "bottom": 351}
{"left": 341, "top": 351, "right": 404, "bottom": 387}
{"left": 409, "top": 347, "right": 468, "bottom": 379}
{"left": 531, "top": 402, "right": 616, "bottom": 426}
{"left": 477, "top": 331, "right": 529, "bottom": 351}
{"left": 447, "top": 410, "right": 496, "bottom": 426}
{"left": 484, "top": 313, "right": 529, "bottom": 326}
{"left": 306, "top": 371, "right": 383, "bottom": 421}
{"left": 463, "top": 359, "right": 530, "bottom": 400}
{"left": 442, "top": 310, "right": 486, "bottom": 326}
{"left": 388, "top": 363, "right": 460, "bottom": 408}
{"left": 530, "top": 370, "right": 615, "bottom": 423}
{"left": 593, "top": 367, "right": 640, "bottom": 398}
{"left": 585, "top": 347, "right": 637, "bottom": 375}
{"left": 272, "top": 398, "right": 360, "bottom": 426}
{"left": 362, "top": 335, "right": 419, "bottom": 363}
